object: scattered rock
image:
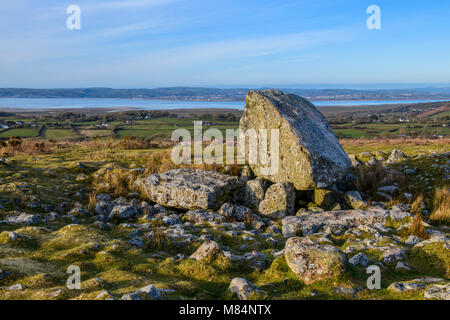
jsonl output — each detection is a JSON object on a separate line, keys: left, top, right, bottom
{"left": 219, "top": 203, "right": 252, "bottom": 221}
{"left": 388, "top": 149, "right": 407, "bottom": 163}
{"left": 349, "top": 253, "right": 370, "bottom": 267}
{"left": 121, "top": 284, "right": 162, "bottom": 300}
{"left": 228, "top": 278, "right": 263, "bottom": 300}
{"left": 344, "top": 191, "right": 367, "bottom": 209}
{"left": 395, "top": 262, "right": 412, "bottom": 271}
{"left": 388, "top": 278, "right": 443, "bottom": 293}
{"left": 190, "top": 240, "right": 221, "bottom": 261}
{"left": 108, "top": 205, "right": 138, "bottom": 221}
{"left": 284, "top": 237, "right": 348, "bottom": 284}
{"left": 383, "top": 248, "right": 405, "bottom": 264}
{"left": 405, "top": 235, "right": 420, "bottom": 246}
{"left": 4, "top": 212, "right": 39, "bottom": 226}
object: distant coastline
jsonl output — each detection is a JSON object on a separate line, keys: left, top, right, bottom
{"left": 2, "top": 87, "right": 450, "bottom": 103}
{"left": 1, "top": 97, "right": 449, "bottom": 114}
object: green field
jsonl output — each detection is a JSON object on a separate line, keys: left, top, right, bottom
{"left": 0, "top": 127, "right": 39, "bottom": 138}
{"left": 42, "top": 128, "right": 78, "bottom": 140}
{"left": 332, "top": 123, "right": 450, "bottom": 138}
{"left": 79, "top": 129, "right": 112, "bottom": 137}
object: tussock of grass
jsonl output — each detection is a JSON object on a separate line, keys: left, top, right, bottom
{"left": 409, "top": 215, "right": 429, "bottom": 239}
{"left": 92, "top": 168, "right": 138, "bottom": 197}
{"left": 353, "top": 161, "right": 406, "bottom": 200}
{"left": 430, "top": 186, "right": 450, "bottom": 224}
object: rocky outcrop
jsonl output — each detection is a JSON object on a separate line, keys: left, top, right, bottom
{"left": 239, "top": 89, "right": 351, "bottom": 190}
{"left": 284, "top": 237, "right": 348, "bottom": 284}
{"left": 282, "top": 207, "right": 400, "bottom": 238}
{"left": 141, "top": 169, "right": 243, "bottom": 210}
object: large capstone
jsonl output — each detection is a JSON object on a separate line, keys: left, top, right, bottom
{"left": 141, "top": 169, "right": 243, "bottom": 210}
{"left": 239, "top": 89, "right": 351, "bottom": 190}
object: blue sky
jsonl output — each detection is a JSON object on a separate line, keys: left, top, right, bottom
{"left": 1, "top": 0, "right": 450, "bottom": 88}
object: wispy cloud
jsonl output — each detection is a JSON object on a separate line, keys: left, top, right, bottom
{"left": 84, "top": 0, "right": 177, "bottom": 12}
{"left": 127, "top": 28, "right": 354, "bottom": 66}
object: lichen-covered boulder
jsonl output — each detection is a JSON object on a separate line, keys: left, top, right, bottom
{"left": 141, "top": 169, "right": 243, "bottom": 210}
{"left": 243, "top": 179, "right": 267, "bottom": 211}
{"left": 284, "top": 237, "right": 348, "bottom": 284}
{"left": 258, "top": 182, "right": 295, "bottom": 219}
{"left": 239, "top": 89, "right": 351, "bottom": 190}
{"left": 282, "top": 207, "right": 390, "bottom": 237}
{"left": 228, "top": 278, "right": 264, "bottom": 300}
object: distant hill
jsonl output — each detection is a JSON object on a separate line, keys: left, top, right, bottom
{"left": 1, "top": 87, "right": 450, "bottom": 101}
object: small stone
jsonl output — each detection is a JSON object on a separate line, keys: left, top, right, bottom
{"left": 5, "top": 283, "right": 24, "bottom": 291}
{"left": 344, "top": 191, "right": 367, "bottom": 209}
{"left": 228, "top": 278, "right": 263, "bottom": 300}
{"left": 129, "top": 237, "right": 144, "bottom": 248}
{"left": 395, "top": 262, "right": 411, "bottom": 271}
{"left": 405, "top": 235, "right": 420, "bottom": 246}
{"left": 349, "top": 253, "right": 370, "bottom": 267}
{"left": 190, "top": 240, "right": 221, "bottom": 261}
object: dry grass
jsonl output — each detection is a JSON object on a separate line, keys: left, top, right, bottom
{"left": 430, "top": 186, "right": 450, "bottom": 224}
{"left": 410, "top": 214, "right": 430, "bottom": 239}
{"left": 341, "top": 137, "right": 450, "bottom": 147}
{"left": 88, "top": 192, "right": 97, "bottom": 212}
{"left": 0, "top": 138, "right": 52, "bottom": 157}
{"left": 410, "top": 194, "right": 424, "bottom": 216}
{"left": 144, "top": 149, "right": 241, "bottom": 176}
{"left": 92, "top": 168, "right": 138, "bottom": 197}
{"left": 409, "top": 194, "right": 430, "bottom": 239}
{"left": 353, "top": 160, "right": 406, "bottom": 199}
